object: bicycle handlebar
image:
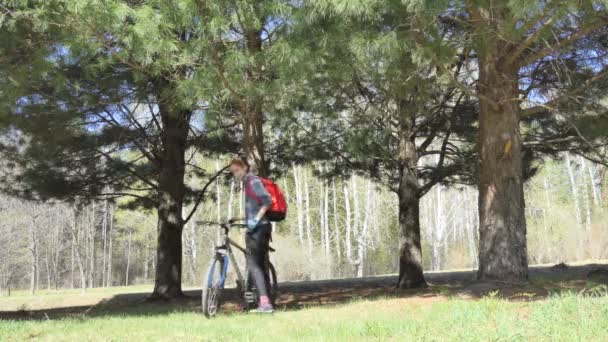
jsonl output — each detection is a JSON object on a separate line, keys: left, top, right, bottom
{"left": 195, "top": 220, "right": 247, "bottom": 229}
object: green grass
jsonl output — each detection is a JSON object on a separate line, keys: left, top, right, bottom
{"left": 0, "top": 285, "right": 155, "bottom": 312}
{"left": 2, "top": 292, "right": 608, "bottom": 341}
{"left": 6, "top": 285, "right": 155, "bottom": 298}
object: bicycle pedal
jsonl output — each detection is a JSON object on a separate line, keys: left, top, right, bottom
{"left": 244, "top": 291, "right": 255, "bottom": 303}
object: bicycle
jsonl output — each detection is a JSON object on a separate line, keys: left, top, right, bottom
{"left": 198, "top": 220, "right": 278, "bottom": 317}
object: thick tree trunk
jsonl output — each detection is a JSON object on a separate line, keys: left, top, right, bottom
{"left": 396, "top": 165, "right": 426, "bottom": 288}
{"left": 151, "top": 105, "right": 190, "bottom": 299}
{"left": 476, "top": 55, "right": 528, "bottom": 281}
{"left": 396, "top": 117, "right": 426, "bottom": 289}
{"left": 242, "top": 29, "right": 268, "bottom": 177}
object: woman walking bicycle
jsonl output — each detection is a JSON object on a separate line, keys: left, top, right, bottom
{"left": 229, "top": 158, "right": 274, "bottom": 313}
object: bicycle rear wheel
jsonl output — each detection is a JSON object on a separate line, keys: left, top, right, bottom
{"left": 202, "top": 255, "right": 228, "bottom": 317}
{"left": 268, "top": 262, "right": 279, "bottom": 306}
{"left": 245, "top": 262, "right": 279, "bottom": 309}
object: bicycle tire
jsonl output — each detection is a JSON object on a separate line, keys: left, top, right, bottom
{"left": 202, "top": 255, "right": 228, "bottom": 317}
{"left": 245, "top": 262, "right": 279, "bottom": 309}
{"left": 268, "top": 262, "right": 279, "bottom": 306}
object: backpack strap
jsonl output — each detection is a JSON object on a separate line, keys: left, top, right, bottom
{"left": 245, "top": 176, "right": 262, "bottom": 205}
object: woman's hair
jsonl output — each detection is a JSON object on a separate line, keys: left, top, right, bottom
{"left": 230, "top": 157, "right": 250, "bottom": 171}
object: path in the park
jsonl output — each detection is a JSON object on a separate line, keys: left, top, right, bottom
{"left": 1, "top": 262, "right": 607, "bottom": 320}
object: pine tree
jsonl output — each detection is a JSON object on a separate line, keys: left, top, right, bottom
{"left": 0, "top": 1, "right": 240, "bottom": 298}
{"left": 287, "top": 1, "right": 477, "bottom": 288}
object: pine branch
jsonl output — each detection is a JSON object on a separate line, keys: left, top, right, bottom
{"left": 520, "top": 66, "right": 608, "bottom": 118}
{"left": 183, "top": 164, "right": 230, "bottom": 225}
{"left": 518, "top": 17, "right": 606, "bottom": 67}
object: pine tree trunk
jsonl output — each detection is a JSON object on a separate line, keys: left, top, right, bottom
{"left": 397, "top": 165, "right": 426, "bottom": 288}
{"left": 242, "top": 29, "right": 268, "bottom": 177}
{"left": 396, "top": 116, "right": 426, "bottom": 288}
{"left": 476, "top": 50, "right": 528, "bottom": 281}
{"left": 152, "top": 105, "right": 190, "bottom": 299}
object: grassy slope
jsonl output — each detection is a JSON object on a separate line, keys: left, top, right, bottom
{"left": 1, "top": 293, "right": 608, "bottom": 341}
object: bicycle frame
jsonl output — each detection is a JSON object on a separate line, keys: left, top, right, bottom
{"left": 206, "top": 222, "right": 249, "bottom": 291}
{"left": 200, "top": 220, "right": 278, "bottom": 316}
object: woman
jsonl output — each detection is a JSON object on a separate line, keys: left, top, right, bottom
{"left": 229, "top": 158, "right": 274, "bottom": 313}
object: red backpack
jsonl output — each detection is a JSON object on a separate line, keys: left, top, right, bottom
{"left": 246, "top": 177, "right": 288, "bottom": 222}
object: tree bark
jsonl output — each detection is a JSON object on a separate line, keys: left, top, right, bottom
{"left": 476, "top": 47, "right": 528, "bottom": 281}
{"left": 397, "top": 164, "right": 426, "bottom": 288}
{"left": 396, "top": 115, "right": 426, "bottom": 289}
{"left": 151, "top": 104, "right": 190, "bottom": 299}
{"left": 242, "top": 29, "right": 268, "bottom": 177}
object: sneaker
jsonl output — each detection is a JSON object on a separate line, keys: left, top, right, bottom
{"left": 250, "top": 304, "right": 274, "bottom": 314}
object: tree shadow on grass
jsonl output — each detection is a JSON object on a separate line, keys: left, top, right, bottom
{"left": 1, "top": 263, "right": 606, "bottom": 321}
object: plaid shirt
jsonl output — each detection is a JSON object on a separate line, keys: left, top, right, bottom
{"left": 244, "top": 173, "right": 272, "bottom": 224}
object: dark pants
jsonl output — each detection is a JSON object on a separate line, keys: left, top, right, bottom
{"left": 245, "top": 223, "right": 272, "bottom": 299}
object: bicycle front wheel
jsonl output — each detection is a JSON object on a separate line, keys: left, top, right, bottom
{"left": 202, "top": 255, "right": 228, "bottom": 317}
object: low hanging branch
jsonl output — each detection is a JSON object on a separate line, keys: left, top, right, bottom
{"left": 183, "top": 164, "right": 230, "bottom": 225}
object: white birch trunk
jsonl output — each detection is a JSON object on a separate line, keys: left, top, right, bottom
{"left": 324, "top": 178, "right": 330, "bottom": 271}
{"left": 432, "top": 185, "right": 445, "bottom": 271}
{"left": 29, "top": 218, "right": 38, "bottom": 295}
{"left": 101, "top": 199, "right": 108, "bottom": 288}
{"left": 357, "top": 180, "right": 372, "bottom": 277}
{"left": 304, "top": 171, "right": 313, "bottom": 258}
{"left": 332, "top": 179, "right": 341, "bottom": 262}
{"left": 228, "top": 179, "right": 235, "bottom": 220}
{"left": 587, "top": 162, "right": 601, "bottom": 209}
{"left": 566, "top": 154, "right": 584, "bottom": 259}
{"left": 125, "top": 228, "right": 132, "bottom": 286}
{"left": 106, "top": 207, "right": 114, "bottom": 287}
{"left": 293, "top": 164, "right": 304, "bottom": 245}
{"left": 464, "top": 189, "right": 477, "bottom": 268}
{"left": 565, "top": 154, "right": 583, "bottom": 226}
{"left": 351, "top": 176, "right": 360, "bottom": 275}
{"left": 343, "top": 180, "right": 353, "bottom": 264}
